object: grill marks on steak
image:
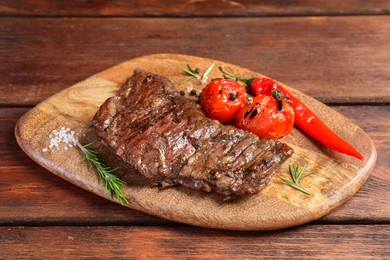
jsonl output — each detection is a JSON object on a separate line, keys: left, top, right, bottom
{"left": 92, "top": 69, "right": 293, "bottom": 199}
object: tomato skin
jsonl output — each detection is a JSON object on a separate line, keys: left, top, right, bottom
{"left": 236, "top": 95, "right": 294, "bottom": 140}
{"left": 200, "top": 79, "right": 247, "bottom": 123}
{"left": 251, "top": 77, "right": 277, "bottom": 96}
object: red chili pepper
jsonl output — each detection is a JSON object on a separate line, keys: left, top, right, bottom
{"left": 219, "top": 67, "right": 363, "bottom": 160}
{"left": 275, "top": 85, "right": 363, "bottom": 160}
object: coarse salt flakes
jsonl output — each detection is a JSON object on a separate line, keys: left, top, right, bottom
{"left": 186, "top": 85, "right": 193, "bottom": 93}
{"left": 42, "top": 127, "right": 81, "bottom": 153}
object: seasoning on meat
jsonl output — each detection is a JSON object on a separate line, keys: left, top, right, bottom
{"left": 92, "top": 69, "right": 293, "bottom": 199}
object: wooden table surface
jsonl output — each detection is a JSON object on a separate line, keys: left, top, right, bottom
{"left": 1, "top": 1, "right": 389, "bottom": 258}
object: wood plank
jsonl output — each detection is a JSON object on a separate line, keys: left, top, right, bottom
{"left": 1, "top": 16, "right": 390, "bottom": 106}
{"left": 1, "top": 225, "right": 389, "bottom": 258}
{"left": 1, "top": 106, "right": 389, "bottom": 225}
{"left": 1, "top": 0, "right": 389, "bottom": 17}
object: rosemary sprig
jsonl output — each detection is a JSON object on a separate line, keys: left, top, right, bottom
{"left": 181, "top": 63, "right": 215, "bottom": 84}
{"left": 201, "top": 63, "right": 215, "bottom": 83}
{"left": 77, "top": 142, "right": 129, "bottom": 204}
{"left": 280, "top": 164, "right": 314, "bottom": 195}
{"left": 219, "top": 66, "right": 254, "bottom": 86}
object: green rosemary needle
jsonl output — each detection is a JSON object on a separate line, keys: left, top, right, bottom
{"left": 181, "top": 63, "right": 215, "bottom": 84}
{"left": 77, "top": 142, "right": 129, "bottom": 204}
{"left": 201, "top": 63, "right": 215, "bottom": 83}
{"left": 280, "top": 164, "right": 314, "bottom": 195}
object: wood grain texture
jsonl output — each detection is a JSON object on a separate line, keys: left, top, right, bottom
{"left": 319, "top": 106, "right": 390, "bottom": 223}
{"left": 1, "top": 226, "right": 389, "bottom": 259}
{"left": 1, "top": 16, "right": 390, "bottom": 105}
{"left": 14, "top": 54, "right": 376, "bottom": 230}
{"left": 1, "top": 106, "right": 389, "bottom": 225}
{"left": 1, "top": 0, "right": 389, "bottom": 17}
{"left": 0, "top": 109, "right": 168, "bottom": 225}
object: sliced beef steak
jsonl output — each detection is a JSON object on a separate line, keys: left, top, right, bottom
{"left": 92, "top": 69, "right": 293, "bottom": 199}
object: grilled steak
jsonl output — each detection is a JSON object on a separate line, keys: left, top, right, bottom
{"left": 92, "top": 69, "right": 293, "bottom": 199}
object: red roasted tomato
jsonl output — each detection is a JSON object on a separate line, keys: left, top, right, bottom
{"left": 236, "top": 95, "right": 294, "bottom": 139}
{"left": 200, "top": 79, "right": 247, "bottom": 123}
{"left": 251, "top": 77, "right": 278, "bottom": 96}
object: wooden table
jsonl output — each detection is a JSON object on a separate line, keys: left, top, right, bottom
{"left": 1, "top": 1, "right": 389, "bottom": 258}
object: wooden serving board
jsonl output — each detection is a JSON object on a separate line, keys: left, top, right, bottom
{"left": 15, "top": 54, "right": 377, "bottom": 231}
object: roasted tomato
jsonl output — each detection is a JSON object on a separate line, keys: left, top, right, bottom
{"left": 251, "top": 77, "right": 277, "bottom": 96}
{"left": 200, "top": 79, "right": 247, "bottom": 123}
{"left": 236, "top": 95, "right": 294, "bottom": 139}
